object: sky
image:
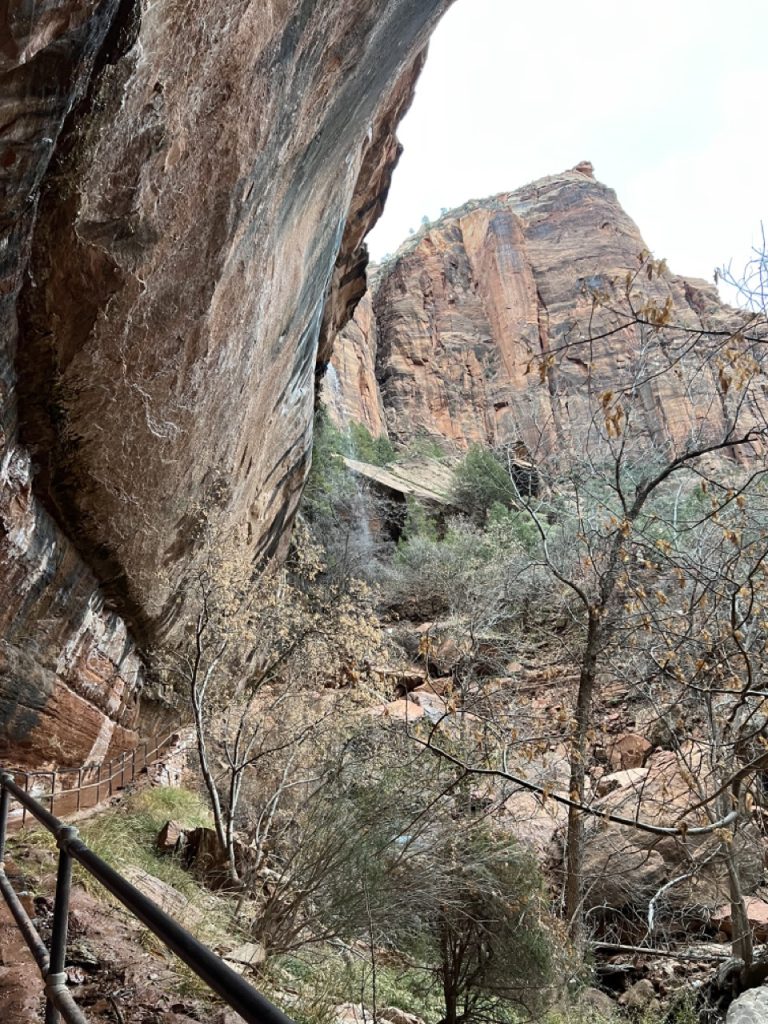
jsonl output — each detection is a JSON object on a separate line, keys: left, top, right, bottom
{"left": 367, "top": 0, "right": 768, "bottom": 296}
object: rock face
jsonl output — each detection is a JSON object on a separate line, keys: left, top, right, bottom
{"left": 324, "top": 291, "right": 387, "bottom": 435}
{"left": 0, "top": 1, "right": 453, "bottom": 766}
{"left": 328, "top": 166, "right": 761, "bottom": 455}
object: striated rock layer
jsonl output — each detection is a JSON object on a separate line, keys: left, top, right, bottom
{"left": 329, "top": 166, "right": 764, "bottom": 455}
{"left": 323, "top": 290, "right": 387, "bottom": 436}
{"left": 0, "top": 0, "right": 453, "bottom": 767}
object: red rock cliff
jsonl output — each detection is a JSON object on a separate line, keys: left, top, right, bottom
{"left": 330, "top": 167, "right": 761, "bottom": 456}
{"left": 0, "top": 0, "right": 453, "bottom": 766}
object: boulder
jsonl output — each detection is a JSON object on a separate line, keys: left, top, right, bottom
{"left": 713, "top": 899, "right": 768, "bottom": 943}
{"left": 429, "top": 637, "right": 461, "bottom": 676}
{"left": 583, "top": 844, "right": 669, "bottom": 910}
{"left": 380, "top": 1009, "right": 425, "bottom": 1024}
{"left": 156, "top": 820, "right": 188, "bottom": 854}
{"left": 608, "top": 733, "right": 651, "bottom": 771}
{"left": 410, "top": 690, "right": 449, "bottom": 722}
{"left": 334, "top": 1004, "right": 372, "bottom": 1024}
{"left": 582, "top": 743, "right": 765, "bottom": 920}
{"left": 412, "top": 678, "right": 454, "bottom": 697}
{"left": 579, "top": 987, "right": 616, "bottom": 1018}
{"left": 369, "top": 699, "right": 425, "bottom": 723}
{"left": 619, "top": 979, "right": 659, "bottom": 1012}
{"left": 595, "top": 767, "right": 649, "bottom": 798}
{"left": 391, "top": 669, "right": 429, "bottom": 697}
{"left": 498, "top": 745, "right": 570, "bottom": 855}
{"left": 223, "top": 942, "right": 266, "bottom": 969}
{"left": 727, "top": 987, "right": 768, "bottom": 1024}
{"left": 122, "top": 868, "right": 202, "bottom": 927}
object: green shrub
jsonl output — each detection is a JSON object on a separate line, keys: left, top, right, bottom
{"left": 393, "top": 823, "right": 567, "bottom": 1024}
{"left": 303, "top": 410, "right": 396, "bottom": 526}
{"left": 451, "top": 445, "right": 522, "bottom": 523}
{"left": 486, "top": 500, "right": 540, "bottom": 552}
{"left": 399, "top": 496, "right": 440, "bottom": 543}
{"left": 347, "top": 421, "right": 396, "bottom": 467}
{"left": 302, "top": 408, "right": 358, "bottom": 522}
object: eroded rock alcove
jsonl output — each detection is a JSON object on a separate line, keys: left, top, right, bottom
{"left": 0, "top": 0, "right": 454, "bottom": 767}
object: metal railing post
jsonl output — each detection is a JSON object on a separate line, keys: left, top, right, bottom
{"left": 21, "top": 772, "right": 28, "bottom": 827}
{"left": 0, "top": 779, "right": 8, "bottom": 862}
{"left": 96, "top": 763, "right": 101, "bottom": 805}
{"left": 120, "top": 752, "right": 126, "bottom": 790}
{"left": 45, "top": 825, "right": 78, "bottom": 1024}
{"left": 76, "top": 768, "right": 83, "bottom": 813}
{"left": 0, "top": 766, "right": 296, "bottom": 1024}
{"left": 131, "top": 749, "right": 136, "bottom": 784}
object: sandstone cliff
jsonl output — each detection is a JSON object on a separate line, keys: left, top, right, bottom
{"left": 328, "top": 166, "right": 760, "bottom": 457}
{"left": 0, "top": 0, "right": 453, "bottom": 767}
{"left": 323, "top": 290, "right": 388, "bottom": 436}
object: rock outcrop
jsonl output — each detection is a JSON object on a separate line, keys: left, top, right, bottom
{"left": 727, "top": 988, "right": 768, "bottom": 1024}
{"left": 583, "top": 744, "right": 764, "bottom": 924}
{"left": 0, "top": 1, "right": 453, "bottom": 766}
{"left": 327, "top": 166, "right": 763, "bottom": 456}
{"left": 324, "top": 291, "right": 387, "bottom": 435}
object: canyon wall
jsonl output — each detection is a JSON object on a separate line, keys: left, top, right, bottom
{"left": 0, "top": 0, "right": 453, "bottom": 767}
{"left": 329, "top": 166, "right": 762, "bottom": 457}
{"left": 323, "top": 290, "right": 388, "bottom": 436}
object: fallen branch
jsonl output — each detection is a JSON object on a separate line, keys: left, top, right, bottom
{"left": 593, "top": 942, "right": 731, "bottom": 963}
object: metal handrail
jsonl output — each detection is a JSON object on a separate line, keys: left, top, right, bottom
{"left": 8, "top": 731, "right": 182, "bottom": 824}
{"left": 0, "top": 770, "right": 295, "bottom": 1024}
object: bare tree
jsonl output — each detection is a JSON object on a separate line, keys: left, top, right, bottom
{"left": 170, "top": 518, "right": 384, "bottom": 884}
{"left": 396, "top": 253, "right": 768, "bottom": 961}
{"left": 718, "top": 225, "right": 768, "bottom": 314}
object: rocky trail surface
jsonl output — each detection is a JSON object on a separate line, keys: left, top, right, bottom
{"left": 0, "top": 858, "right": 236, "bottom": 1024}
{"left": 0, "top": 732, "right": 195, "bottom": 1023}
{"left": 0, "top": 886, "right": 42, "bottom": 1024}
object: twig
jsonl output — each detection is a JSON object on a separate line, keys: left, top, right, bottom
{"left": 108, "top": 994, "right": 126, "bottom": 1024}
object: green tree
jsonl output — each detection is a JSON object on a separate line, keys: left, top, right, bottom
{"left": 401, "top": 825, "right": 561, "bottom": 1024}
{"left": 348, "top": 421, "right": 397, "bottom": 466}
{"left": 451, "top": 445, "right": 521, "bottom": 524}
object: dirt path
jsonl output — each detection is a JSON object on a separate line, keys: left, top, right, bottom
{"left": 0, "top": 884, "right": 43, "bottom": 1023}
{"left": 0, "top": 729, "right": 213, "bottom": 1024}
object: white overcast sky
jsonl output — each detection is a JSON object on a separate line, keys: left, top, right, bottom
{"left": 367, "top": 0, "right": 767, "bottom": 292}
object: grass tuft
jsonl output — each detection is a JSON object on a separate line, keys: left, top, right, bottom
{"left": 73, "top": 787, "right": 241, "bottom": 950}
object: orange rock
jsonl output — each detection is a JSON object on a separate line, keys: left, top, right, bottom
{"left": 410, "top": 690, "right": 449, "bottom": 721}
{"left": 369, "top": 699, "right": 425, "bottom": 722}
{"left": 328, "top": 169, "right": 756, "bottom": 460}
{"left": 412, "top": 677, "right": 453, "bottom": 697}
{"left": 712, "top": 898, "right": 768, "bottom": 942}
{"left": 608, "top": 732, "right": 652, "bottom": 771}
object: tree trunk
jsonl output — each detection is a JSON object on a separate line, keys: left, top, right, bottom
{"left": 225, "top": 772, "right": 241, "bottom": 885}
{"left": 442, "top": 983, "right": 457, "bottom": 1024}
{"left": 565, "top": 608, "right": 601, "bottom": 936}
{"left": 725, "top": 840, "right": 753, "bottom": 967}
{"left": 192, "top": 686, "right": 227, "bottom": 852}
